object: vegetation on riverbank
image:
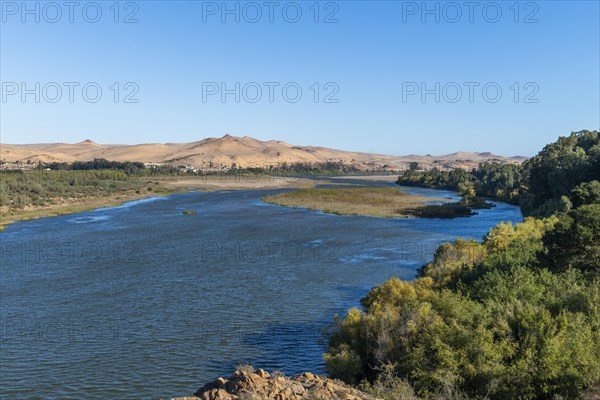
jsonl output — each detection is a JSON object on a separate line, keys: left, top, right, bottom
{"left": 0, "top": 170, "right": 318, "bottom": 230}
{"left": 0, "top": 170, "right": 178, "bottom": 230}
{"left": 397, "top": 162, "right": 523, "bottom": 204}
{"left": 325, "top": 131, "right": 600, "bottom": 399}
{"left": 262, "top": 187, "right": 450, "bottom": 218}
{"left": 397, "top": 130, "right": 600, "bottom": 217}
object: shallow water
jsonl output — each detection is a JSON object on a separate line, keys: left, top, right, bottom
{"left": 0, "top": 184, "right": 522, "bottom": 399}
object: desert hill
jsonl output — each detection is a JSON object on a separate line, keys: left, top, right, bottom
{"left": 0, "top": 135, "right": 527, "bottom": 171}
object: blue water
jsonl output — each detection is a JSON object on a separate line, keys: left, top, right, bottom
{"left": 0, "top": 184, "right": 522, "bottom": 399}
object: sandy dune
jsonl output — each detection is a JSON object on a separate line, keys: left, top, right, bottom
{"left": 0, "top": 135, "right": 527, "bottom": 170}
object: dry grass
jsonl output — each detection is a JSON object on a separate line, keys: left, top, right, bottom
{"left": 262, "top": 187, "right": 444, "bottom": 218}
{"left": 158, "top": 174, "right": 318, "bottom": 190}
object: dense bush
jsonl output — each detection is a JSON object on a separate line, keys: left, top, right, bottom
{"left": 397, "top": 163, "right": 523, "bottom": 204}
{"left": 521, "top": 130, "right": 600, "bottom": 216}
{"left": 570, "top": 180, "right": 600, "bottom": 208}
{"left": 543, "top": 204, "right": 600, "bottom": 276}
{"left": 407, "top": 203, "right": 475, "bottom": 219}
{"left": 0, "top": 169, "right": 145, "bottom": 209}
{"left": 40, "top": 158, "right": 146, "bottom": 174}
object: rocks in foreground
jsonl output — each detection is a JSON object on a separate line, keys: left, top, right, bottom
{"left": 173, "top": 368, "right": 381, "bottom": 400}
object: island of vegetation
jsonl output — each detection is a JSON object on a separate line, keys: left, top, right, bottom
{"left": 262, "top": 187, "right": 458, "bottom": 218}
{"left": 262, "top": 186, "right": 486, "bottom": 219}
{"left": 261, "top": 182, "right": 496, "bottom": 218}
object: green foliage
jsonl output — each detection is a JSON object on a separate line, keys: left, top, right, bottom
{"left": 324, "top": 309, "right": 368, "bottom": 384}
{"left": 470, "top": 267, "right": 600, "bottom": 398}
{"left": 37, "top": 158, "right": 194, "bottom": 176}
{"left": 397, "top": 130, "right": 600, "bottom": 217}
{"left": 521, "top": 130, "right": 600, "bottom": 216}
{"left": 571, "top": 180, "right": 600, "bottom": 208}
{"left": 457, "top": 181, "right": 476, "bottom": 200}
{"left": 40, "top": 158, "right": 146, "bottom": 174}
{"left": 0, "top": 169, "right": 145, "bottom": 209}
{"left": 472, "top": 162, "right": 524, "bottom": 200}
{"left": 397, "top": 167, "right": 465, "bottom": 191}
{"left": 397, "top": 163, "right": 523, "bottom": 205}
{"left": 327, "top": 278, "right": 507, "bottom": 398}
{"left": 408, "top": 203, "right": 475, "bottom": 219}
{"left": 326, "top": 213, "right": 600, "bottom": 399}
{"left": 418, "top": 240, "right": 485, "bottom": 288}
{"left": 543, "top": 204, "right": 600, "bottom": 276}
{"left": 358, "top": 366, "right": 419, "bottom": 400}
{"left": 484, "top": 217, "right": 557, "bottom": 253}
{"left": 241, "top": 160, "right": 396, "bottom": 176}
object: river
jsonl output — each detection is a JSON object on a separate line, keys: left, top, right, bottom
{"left": 0, "top": 183, "right": 522, "bottom": 399}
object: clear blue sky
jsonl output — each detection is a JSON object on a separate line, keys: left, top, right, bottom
{"left": 1, "top": 0, "right": 599, "bottom": 156}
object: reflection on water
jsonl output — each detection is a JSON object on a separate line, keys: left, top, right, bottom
{"left": 0, "top": 184, "right": 522, "bottom": 399}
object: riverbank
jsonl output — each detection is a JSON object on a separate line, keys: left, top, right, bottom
{"left": 0, "top": 174, "right": 318, "bottom": 231}
{"left": 0, "top": 187, "right": 175, "bottom": 231}
{"left": 262, "top": 187, "right": 452, "bottom": 218}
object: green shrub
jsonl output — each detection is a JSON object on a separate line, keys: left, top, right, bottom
{"left": 408, "top": 203, "right": 474, "bottom": 219}
{"left": 0, "top": 169, "right": 148, "bottom": 211}
{"left": 543, "top": 204, "right": 600, "bottom": 276}
{"left": 326, "top": 213, "right": 600, "bottom": 399}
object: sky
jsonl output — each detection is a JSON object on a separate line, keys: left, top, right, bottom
{"left": 1, "top": 0, "right": 599, "bottom": 156}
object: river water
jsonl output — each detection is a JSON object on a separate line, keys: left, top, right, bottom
{"left": 0, "top": 183, "right": 522, "bottom": 399}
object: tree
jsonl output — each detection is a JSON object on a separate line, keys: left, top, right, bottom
{"left": 571, "top": 180, "right": 600, "bottom": 207}
{"left": 521, "top": 130, "right": 599, "bottom": 216}
{"left": 543, "top": 203, "right": 600, "bottom": 276}
{"left": 457, "top": 180, "right": 476, "bottom": 200}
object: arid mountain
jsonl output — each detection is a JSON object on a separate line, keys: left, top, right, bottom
{"left": 0, "top": 135, "right": 527, "bottom": 171}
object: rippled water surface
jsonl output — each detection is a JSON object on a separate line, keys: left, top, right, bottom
{"left": 0, "top": 183, "right": 522, "bottom": 399}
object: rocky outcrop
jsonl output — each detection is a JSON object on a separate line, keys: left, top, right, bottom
{"left": 172, "top": 368, "right": 381, "bottom": 400}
